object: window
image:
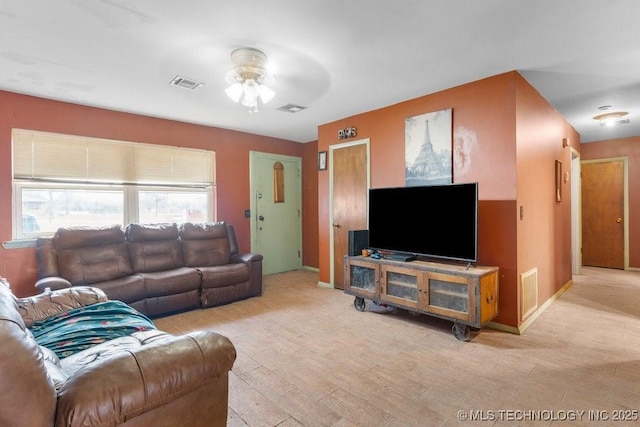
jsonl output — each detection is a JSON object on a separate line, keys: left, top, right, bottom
{"left": 138, "top": 189, "right": 210, "bottom": 224}
{"left": 12, "top": 129, "right": 215, "bottom": 239}
{"left": 273, "top": 161, "right": 285, "bottom": 203}
{"left": 17, "top": 185, "right": 125, "bottom": 235}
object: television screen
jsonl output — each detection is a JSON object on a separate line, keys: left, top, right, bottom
{"left": 368, "top": 183, "right": 478, "bottom": 262}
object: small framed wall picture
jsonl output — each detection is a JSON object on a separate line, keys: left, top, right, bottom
{"left": 318, "top": 151, "right": 327, "bottom": 170}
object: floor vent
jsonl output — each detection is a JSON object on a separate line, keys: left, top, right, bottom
{"left": 521, "top": 268, "right": 538, "bottom": 321}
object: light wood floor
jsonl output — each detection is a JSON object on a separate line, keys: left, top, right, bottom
{"left": 154, "top": 266, "right": 640, "bottom": 426}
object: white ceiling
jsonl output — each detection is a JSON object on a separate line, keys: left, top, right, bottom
{"left": 1, "top": 1, "right": 639, "bottom": 144}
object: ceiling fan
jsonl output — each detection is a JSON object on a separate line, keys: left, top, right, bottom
{"left": 224, "top": 47, "right": 275, "bottom": 113}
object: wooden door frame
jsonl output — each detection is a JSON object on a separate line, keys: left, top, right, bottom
{"left": 329, "top": 138, "right": 370, "bottom": 288}
{"left": 581, "top": 156, "right": 629, "bottom": 270}
{"left": 571, "top": 148, "right": 581, "bottom": 275}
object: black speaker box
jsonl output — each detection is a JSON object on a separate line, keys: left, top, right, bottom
{"left": 348, "top": 229, "right": 369, "bottom": 256}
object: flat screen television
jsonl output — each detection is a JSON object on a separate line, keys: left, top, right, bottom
{"left": 368, "top": 182, "right": 478, "bottom": 263}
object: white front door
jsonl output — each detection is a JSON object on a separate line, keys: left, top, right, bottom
{"left": 250, "top": 152, "right": 302, "bottom": 275}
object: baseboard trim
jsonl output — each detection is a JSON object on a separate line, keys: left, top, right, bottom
{"left": 302, "top": 266, "right": 319, "bottom": 273}
{"left": 485, "top": 321, "right": 520, "bottom": 335}
{"left": 317, "top": 281, "right": 333, "bottom": 289}
{"left": 486, "top": 278, "right": 574, "bottom": 335}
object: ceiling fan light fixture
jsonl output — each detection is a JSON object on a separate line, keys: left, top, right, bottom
{"left": 224, "top": 47, "right": 275, "bottom": 113}
{"left": 225, "top": 83, "right": 243, "bottom": 102}
{"left": 593, "top": 111, "right": 629, "bottom": 127}
{"left": 259, "top": 84, "right": 275, "bottom": 103}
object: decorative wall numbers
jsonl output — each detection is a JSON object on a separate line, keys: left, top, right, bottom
{"left": 338, "top": 127, "right": 357, "bottom": 140}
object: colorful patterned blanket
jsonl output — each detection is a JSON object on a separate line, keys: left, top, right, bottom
{"left": 30, "top": 300, "right": 156, "bottom": 359}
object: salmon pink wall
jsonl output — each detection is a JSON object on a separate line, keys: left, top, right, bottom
{"left": 319, "top": 72, "right": 519, "bottom": 325}
{"left": 318, "top": 71, "right": 576, "bottom": 328}
{"left": 581, "top": 136, "right": 640, "bottom": 268}
{"left": 302, "top": 141, "right": 320, "bottom": 268}
{"left": 0, "top": 90, "right": 305, "bottom": 297}
{"left": 515, "top": 74, "right": 579, "bottom": 313}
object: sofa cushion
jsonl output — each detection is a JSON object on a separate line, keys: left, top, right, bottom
{"left": 53, "top": 226, "right": 133, "bottom": 285}
{"left": 18, "top": 287, "right": 108, "bottom": 328}
{"left": 55, "top": 225, "right": 125, "bottom": 249}
{"left": 199, "top": 263, "right": 249, "bottom": 289}
{"left": 57, "top": 243, "right": 133, "bottom": 285}
{"left": 60, "top": 330, "right": 168, "bottom": 377}
{"left": 179, "top": 221, "right": 227, "bottom": 240}
{"left": 125, "top": 223, "right": 179, "bottom": 242}
{"left": 85, "top": 274, "right": 146, "bottom": 308}
{"left": 180, "top": 222, "right": 231, "bottom": 267}
{"left": 129, "top": 240, "right": 185, "bottom": 272}
{"left": 137, "top": 267, "right": 201, "bottom": 298}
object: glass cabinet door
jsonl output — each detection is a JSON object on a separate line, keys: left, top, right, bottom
{"left": 380, "top": 265, "right": 420, "bottom": 308}
{"left": 344, "top": 259, "right": 378, "bottom": 299}
{"left": 425, "top": 272, "right": 473, "bottom": 321}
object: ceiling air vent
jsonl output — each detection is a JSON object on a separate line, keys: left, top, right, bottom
{"left": 277, "top": 104, "right": 307, "bottom": 113}
{"left": 170, "top": 75, "right": 204, "bottom": 90}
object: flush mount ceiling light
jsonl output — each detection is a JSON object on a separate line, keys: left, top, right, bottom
{"left": 593, "top": 111, "right": 629, "bottom": 127}
{"left": 224, "top": 47, "right": 275, "bottom": 113}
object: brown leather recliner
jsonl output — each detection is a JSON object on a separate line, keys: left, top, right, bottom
{"left": 126, "top": 222, "right": 203, "bottom": 315}
{"left": 0, "top": 284, "right": 235, "bottom": 427}
{"left": 180, "top": 222, "right": 263, "bottom": 308}
{"left": 34, "top": 222, "right": 263, "bottom": 317}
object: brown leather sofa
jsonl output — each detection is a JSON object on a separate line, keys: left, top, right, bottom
{"left": 0, "top": 284, "right": 235, "bottom": 427}
{"left": 34, "top": 222, "right": 263, "bottom": 317}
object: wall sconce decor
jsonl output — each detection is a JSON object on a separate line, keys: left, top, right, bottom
{"left": 318, "top": 151, "right": 327, "bottom": 170}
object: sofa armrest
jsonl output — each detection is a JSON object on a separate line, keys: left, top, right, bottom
{"left": 35, "top": 276, "right": 72, "bottom": 293}
{"left": 231, "top": 252, "right": 264, "bottom": 297}
{"left": 56, "top": 331, "right": 236, "bottom": 427}
{"left": 17, "top": 286, "right": 108, "bottom": 328}
{"left": 230, "top": 252, "right": 263, "bottom": 265}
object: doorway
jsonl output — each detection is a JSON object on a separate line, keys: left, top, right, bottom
{"left": 571, "top": 149, "right": 581, "bottom": 275}
{"left": 581, "top": 157, "right": 628, "bottom": 269}
{"left": 330, "top": 139, "right": 370, "bottom": 289}
{"left": 250, "top": 152, "right": 302, "bottom": 275}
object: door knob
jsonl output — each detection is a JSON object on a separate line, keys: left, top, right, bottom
{"left": 333, "top": 223, "right": 341, "bottom": 228}
{"left": 616, "top": 217, "right": 622, "bottom": 223}
{"left": 259, "top": 215, "right": 265, "bottom": 221}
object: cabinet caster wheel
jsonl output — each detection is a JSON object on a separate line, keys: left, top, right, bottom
{"left": 452, "top": 323, "right": 471, "bottom": 342}
{"left": 353, "top": 297, "right": 366, "bottom": 312}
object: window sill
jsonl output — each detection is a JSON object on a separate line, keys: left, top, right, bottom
{"left": 2, "top": 239, "right": 37, "bottom": 249}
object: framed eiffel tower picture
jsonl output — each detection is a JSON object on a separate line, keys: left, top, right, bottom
{"left": 405, "top": 108, "right": 452, "bottom": 186}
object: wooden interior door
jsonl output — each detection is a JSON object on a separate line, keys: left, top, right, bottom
{"left": 332, "top": 142, "right": 368, "bottom": 289}
{"left": 581, "top": 159, "right": 625, "bottom": 269}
